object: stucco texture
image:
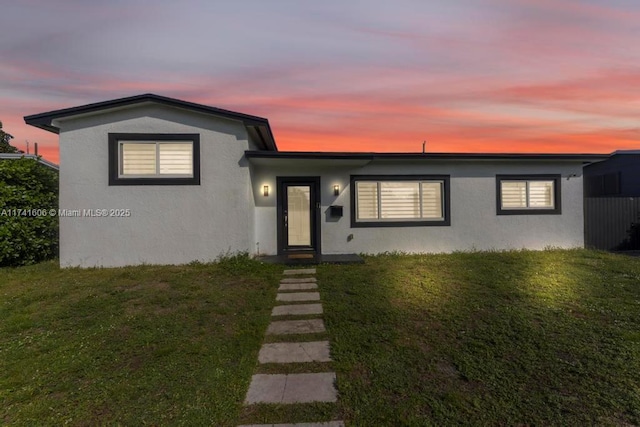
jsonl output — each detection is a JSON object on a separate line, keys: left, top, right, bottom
{"left": 57, "top": 104, "right": 256, "bottom": 267}
{"left": 252, "top": 160, "right": 585, "bottom": 256}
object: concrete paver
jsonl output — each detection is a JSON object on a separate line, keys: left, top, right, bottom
{"left": 267, "top": 319, "right": 325, "bottom": 335}
{"left": 272, "top": 304, "right": 323, "bottom": 316}
{"left": 283, "top": 268, "right": 316, "bottom": 275}
{"left": 280, "top": 277, "right": 317, "bottom": 283}
{"left": 279, "top": 282, "right": 318, "bottom": 291}
{"left": 283, "top": 372, "right": 337, "bottom": 403}
{"left": 259, "top": 341, "right": 331, "bottom": 363}
{"left": 244, "top": 374, "right": 285, "bottom": 404}
{"left": 245, "top": 373, "right": 337, "bottom": 404}
{"left": 276, "top": 292, "right": 320, "bottom": 302}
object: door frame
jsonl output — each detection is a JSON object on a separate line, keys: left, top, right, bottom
{"left": 276, "top": 176, "right": 321, "bottom": 256}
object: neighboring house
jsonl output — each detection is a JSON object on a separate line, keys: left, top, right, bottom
{"left": 0, "top": 153, "right": 59, "bottom": 171}
{"left": 25, "top": 94, "right": 608, "bottom": 267}
{"left": 584, "top": 151, "right": 640, "bottom": 250}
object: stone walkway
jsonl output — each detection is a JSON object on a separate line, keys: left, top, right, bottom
{"left": 240, "top": 268, "right": 344, "bottom": 427}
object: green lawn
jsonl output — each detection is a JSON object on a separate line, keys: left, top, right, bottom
{"left": 318, "top": 249, "right": 640, "bottom": 426}
{"left": 2, "top": 250, "right": 640, "bottom": 426}
{"left": 0, "top": 256, "right": 282, "bottom": 426}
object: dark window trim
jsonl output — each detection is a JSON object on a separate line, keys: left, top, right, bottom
{"left": 350, "top": 175, "right": 451, "bottom": 228}
{"left": 108, "top": 133, "right": 200, "bottom": 186}
{"left": 496, "top": 174, "right": 561, "bottom": 215}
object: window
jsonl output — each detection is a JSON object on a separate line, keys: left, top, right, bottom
{"left": 496, "top": 175, "right": 561, "bottom": 215}
{"left": 108, "top": 133, "right": 200, "bottom": 185}
{"left": 351, "top": 175, "right": 450, "bottom": 227}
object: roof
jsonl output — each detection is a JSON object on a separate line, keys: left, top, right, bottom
{"left": 245, "top": 151, "right": 609, "bottom": 163}
{"left": 612, "top": 150, "right": 640, "bottom": 155}
{"left": 24, "top": 93, "right": 277, "bottom": 151}
{"left": 0, "top": 153, "right": 59, "bottom": 171}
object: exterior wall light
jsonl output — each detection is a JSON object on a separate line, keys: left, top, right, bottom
{"left": 333, "top": 184, "right": 340, "bottom": 196}
{"left": 263, "top": 185, "right": 269, "bottom": 197}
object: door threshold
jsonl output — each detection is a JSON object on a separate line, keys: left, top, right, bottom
{"left": 287, "top": 253, "right": 316, "bottom": 260}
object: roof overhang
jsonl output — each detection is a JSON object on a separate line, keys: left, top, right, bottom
{"left": 24, "top": 93, "right": 277, "bottom": 151}
{"left": 0, "top": 153, "right": 59, "bottom": 170}
{"left": 245, "top": 150, "right": 609, "bottom": 166}
{"left": 612, "top": 150, "right": 640, "bottom": 155}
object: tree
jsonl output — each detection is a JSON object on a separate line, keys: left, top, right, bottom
{"left": 0, "top": 158, "right": 59, "bottom": 266}
{"left": 0, "top": 120, "right": 18, "bottom": 153}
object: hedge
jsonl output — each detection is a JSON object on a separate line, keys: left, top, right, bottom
{"left": 0, "top": 158, "right": 58, "bottom": 266}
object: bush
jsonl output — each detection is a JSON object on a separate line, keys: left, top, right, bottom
{"left": 0, "top": 158, "right": 58, "bottom": 266}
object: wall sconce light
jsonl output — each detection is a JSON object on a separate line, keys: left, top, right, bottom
{"left": 333, "top": 184, "right": 340, "bottom": 196}
{"left": 263, "top": 185, "right": 269, "bottom": 197}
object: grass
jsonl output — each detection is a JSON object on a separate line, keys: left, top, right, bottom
{"left": 318, "top": 249, "right": 640, "bottom": 426}
{"left": 2, "top": 249, "right": 640, "bottom": 426}
{"left": 0, "top": 255, "right": 282, "bottom": 426}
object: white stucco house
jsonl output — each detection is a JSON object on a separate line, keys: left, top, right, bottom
{"left": 25, "top": 94, "right": 608, "bottom": 267}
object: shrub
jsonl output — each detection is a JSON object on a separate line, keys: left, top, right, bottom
{"left": 0, "top": 157, "right": 58, "bottom": 266}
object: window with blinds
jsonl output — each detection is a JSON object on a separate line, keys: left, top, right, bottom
{"left": 497, "top": 175, "right": 560, "bottom": 214}
{"left": 109, "top": 133, "right": 199, "bottom": 186}
{"left": 120, "top": 141, "right": 193, "bottom": 177}
{"left": 354, "top": 178, "right": 445, "bottom": 224}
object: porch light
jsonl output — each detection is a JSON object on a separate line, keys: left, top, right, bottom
{"left": 333, "top": 184, "right": 340, "bottom": 196}
{"left": 263, "top": 185, "right": 269, "bottom": 197}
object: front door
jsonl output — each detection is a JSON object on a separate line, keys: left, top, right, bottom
{"left": 277, "top": 177, "right": 321, "bottom": 256}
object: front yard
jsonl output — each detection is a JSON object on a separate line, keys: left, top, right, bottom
{"left": 319, "top": 249, "right": 640, "bottom": 425}
{"left": 1, "top": 249, "right": 639, "bottom": 425}
{"left": 0, "top": 256, "right": 281, "bottom": 426}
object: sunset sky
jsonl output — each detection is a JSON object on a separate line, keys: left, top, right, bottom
{"left": 2, "top": 0, "right": 640, "bottom": 163}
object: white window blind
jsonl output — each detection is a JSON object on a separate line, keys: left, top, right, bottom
{"left": 501, "top": 180, "right": 554, "bottom": 209}
{"left": 501, "top": 181, "right": 527, "bottom": 208}
{"left": 120, "top": 141, "right": 193, "bottom": 177}
{"left": 529, "top": 181, "right": 554, "bottom": 207}
{"left": 121, "top": 143, "right": 156, "bottom": 175}
{"left": 356, "top": 182, "right": 378, "bottom": 219}
{"left": 159, "top": 144, "right": 193, "bottom": 175}
{"left": 356, "top": 180, "right": 444, "bottom": 221}
{"left": 421, "top": 182, "right": 443, "bottom": 218}
{"left": 380, "top": 182, "right": 420, "bottom": 219}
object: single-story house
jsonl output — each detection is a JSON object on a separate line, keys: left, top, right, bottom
{"left": 25, "top": 94, "right": 609, "bottom": 267}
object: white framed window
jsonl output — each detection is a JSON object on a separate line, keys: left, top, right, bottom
{"left": 108, "top": 133, "right": 200, "bottom": 186}
{"left": 351, "top": 175, "right": 450, "bottom": 227}
{"left": 497, "top": 175, "right": 561, "bottom": 215}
